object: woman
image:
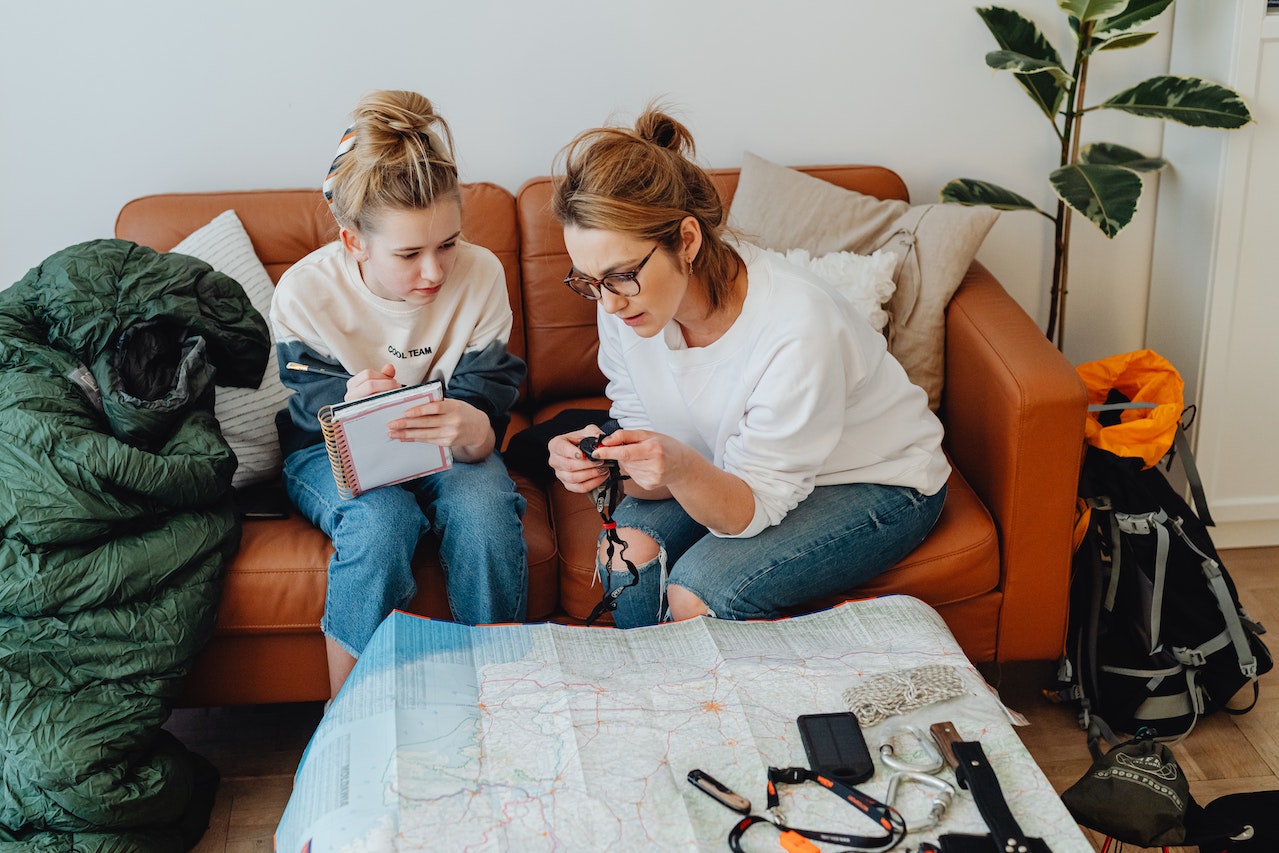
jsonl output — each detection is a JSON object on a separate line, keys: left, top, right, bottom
{"left": 271, "top": 90, "right": 528, "bottom": 696}
{"left": 547, "top": 106, "right": 949, "bottom": 628}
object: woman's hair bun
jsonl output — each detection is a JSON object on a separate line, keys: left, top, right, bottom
{"left": 635, "top": 106, "right": 695, "bottom": 156}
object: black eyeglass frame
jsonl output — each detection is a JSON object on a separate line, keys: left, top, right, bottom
{"left": 563, "top": 245, "right": 659, "bottom": 300}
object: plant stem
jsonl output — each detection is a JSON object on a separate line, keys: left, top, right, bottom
{"left": 1049, "top": 200, "right": 1066, "bottom": 346}
{"left": 1060, "top": 43, "right": 1092, "bottom": 353}
{"left": 1050, "top": 20, "right": 1093, "bottom": 352}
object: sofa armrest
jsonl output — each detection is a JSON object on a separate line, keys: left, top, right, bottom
{"left": 941, "top": 262, "right": 1086, "bottom": 662}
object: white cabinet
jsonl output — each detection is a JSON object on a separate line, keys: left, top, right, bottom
{"left": 1148, "top": 1, "right": 1279, "bottom": 548}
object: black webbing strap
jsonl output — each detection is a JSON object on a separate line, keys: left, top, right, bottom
{"left": 581, "top": 426, "right": 636, "bottom": 626}
{"left": 945, "top": 741, "right": 1051, "bottom": 852}
{"left": 726, "top": 766, "right": 906, "bottom": 852}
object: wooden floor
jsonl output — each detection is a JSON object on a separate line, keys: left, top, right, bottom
{"left": 166, "top": 547, "right": 1277, "bottom": 852}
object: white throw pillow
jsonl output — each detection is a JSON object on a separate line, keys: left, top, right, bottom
{"left": 756, "top": 245, "right": 897, "bottom": 332}
{"left": 173, "top": 210, "right": 289, "bottom": 488}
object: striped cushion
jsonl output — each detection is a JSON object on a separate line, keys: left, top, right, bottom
{"left": 174, "top": 211, "right": 290, "bottom": 488}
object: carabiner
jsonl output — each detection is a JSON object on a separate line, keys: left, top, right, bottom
{"left": 878, "top": 725, "right": 944, "bottom": 774}
{"left": 884, "top": 770, "right": 955, "bottom": 833}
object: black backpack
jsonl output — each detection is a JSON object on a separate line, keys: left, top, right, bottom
{"left": 1049, "top": 439, "right": 1272, "bottom": 739}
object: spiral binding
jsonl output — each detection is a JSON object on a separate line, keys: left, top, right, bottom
{"left": 318, "top": 404, "right": 361, "bottom": 499}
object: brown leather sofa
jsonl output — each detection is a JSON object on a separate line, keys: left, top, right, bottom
{"left": 114, "top": 164, "right": 1086, "bottom": 707}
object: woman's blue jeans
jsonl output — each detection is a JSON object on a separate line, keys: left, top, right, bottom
{"left": 598, "top": 482, "right": 947, "bottom": 628}
{"left": 283, "top": 442, "right": 527, "bottom": 657}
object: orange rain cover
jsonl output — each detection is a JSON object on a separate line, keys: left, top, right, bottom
{"left": 1076, "top": 349, "right": 1184, "bottom": 469}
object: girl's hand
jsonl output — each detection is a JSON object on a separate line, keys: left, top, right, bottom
{"left": 346, "top": 363, "right": 400, "bottom": 402}
{"left": 388, "top": 398, "right": 494, "bottom": 462}
{"left": 548, "top": 426, "right": 612, "bottom": 494}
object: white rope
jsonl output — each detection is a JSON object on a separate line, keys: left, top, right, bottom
{"left": 843, "top": 664, "right": 968, "bottom": 726}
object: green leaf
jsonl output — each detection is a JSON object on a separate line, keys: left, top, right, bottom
{"left": 1050, "top": 163, "right": 1145, "bottom": 237}
{"left": 1079, "top": 142, "right": 1168, "bottom": 172}
{"left": 1091, "top": 31, "right": 1157, "bottom": 52}
{"left": 941, "top": 179, "right": 1044, "bottom": 212}
{"left": 1057, "top": 0, "right": 1128, "bottom": 23}
{"left": 1101, "top": 75, "right": 1253, "bottom": 128}
{"left": 977, "top": 7, "right": 1067, "bottom": 119}
{"left": 986, "top": 50, "right": 1073, "bottom": 87}
{"left": 1094, "top": 0, "right": 1174, "bottom": 36}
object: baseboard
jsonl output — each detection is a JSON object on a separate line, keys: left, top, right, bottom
{"left": 1212, "top": 518, "right": 1279, "bottom": 549}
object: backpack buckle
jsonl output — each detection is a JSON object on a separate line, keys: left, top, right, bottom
{"left": 1176, "top": 646, "right": 1207, "bottom": 667}
{"left": 1117, "top": 511, "right": 1160, "bottom": 535}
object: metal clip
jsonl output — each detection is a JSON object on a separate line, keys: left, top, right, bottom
{"left": 885, "top": 771, "right": 956, "bottom": 833}
{"left": 590, "top": 480, "right": 613, "bottom": 515}
{"left": 879, "top": 726, "right": 944, "bottom": 774}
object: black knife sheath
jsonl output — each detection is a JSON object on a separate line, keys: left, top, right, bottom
{"left": 937, "top": 740, "right": 1052, "bottom": 853}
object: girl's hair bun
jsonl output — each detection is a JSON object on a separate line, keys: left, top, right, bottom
{"left": 324, "top": 89, "right": 459, "bottom": 231}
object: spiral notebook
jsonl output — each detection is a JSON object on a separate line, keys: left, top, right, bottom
{"left": 318, "top": 381, "right": 452, "bottom": 499}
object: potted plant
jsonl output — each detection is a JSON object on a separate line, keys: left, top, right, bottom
{"left": 941, "top": 0, "right": 1252, "bottom": 350}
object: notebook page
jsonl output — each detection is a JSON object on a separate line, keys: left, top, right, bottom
{"left": 331, "top": 384, "right": 450, "bottom": 490}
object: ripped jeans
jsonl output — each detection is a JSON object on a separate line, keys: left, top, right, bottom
{"left": 597, "top": 482, "right": 947, "bottom": 628}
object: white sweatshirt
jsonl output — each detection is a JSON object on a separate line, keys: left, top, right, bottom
{"left": 598, "top": 243, "right": 950, "bottom": 538}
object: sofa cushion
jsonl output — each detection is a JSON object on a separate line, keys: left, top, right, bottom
{"left": 172, "top": 210, "right": 291, "bottom": 488}
{"left": 726, "top": 152, "right": 999, "bottom": 410}
{"left": 115, "top": 189, "right": 338, "bottom": 281}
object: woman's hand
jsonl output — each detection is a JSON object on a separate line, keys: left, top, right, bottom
{"left": 589, "top": 428, "right": 756, "bottom": 535}
{"left": 548, "top": 426, "right": 614, "bottom": 495}
{"left": 586, "top": 429, "right": 692, "bottom": 494}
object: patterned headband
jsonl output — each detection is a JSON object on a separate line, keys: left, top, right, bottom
{"left": 322, "top": 125, "right": 450, "bottom": 209}
{"left": 322, "top": 126, "right": 357, "bottom": 208}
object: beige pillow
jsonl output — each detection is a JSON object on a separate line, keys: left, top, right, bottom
{"left": 728, "top": 152, "right": 999, "bottom": 409}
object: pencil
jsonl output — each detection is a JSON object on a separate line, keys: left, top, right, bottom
{"left": 286, "top": 361, "right": 352, "bottom": 380}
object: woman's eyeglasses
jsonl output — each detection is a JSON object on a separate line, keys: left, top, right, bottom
{"left": 563, "top": 245, "right": 658, "bottom": 300}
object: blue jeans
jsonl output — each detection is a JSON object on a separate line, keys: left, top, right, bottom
{"left": 283, "top": 442, "right": 527, "bottom": 656}
{"left": 598, "top": 482, "right": 947, "bottom": 628}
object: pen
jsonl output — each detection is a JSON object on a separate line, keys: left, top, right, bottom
{"left": 286, "top": 361, "right": 352, "bottom": 380}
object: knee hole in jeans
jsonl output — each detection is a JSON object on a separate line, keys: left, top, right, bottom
{"left": 667, "top": 584, "right": 710, "bottom": 621}
{"left": 598, "top": 526, "right": 660, "bottom": 570}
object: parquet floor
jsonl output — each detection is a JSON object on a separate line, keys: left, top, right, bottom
{"left": 166, "top": 546, "right": 1277, "bottom": 852}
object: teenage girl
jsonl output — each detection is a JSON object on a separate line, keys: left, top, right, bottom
{"left": 272, "top": 90, "right": 528, "bottom": 696}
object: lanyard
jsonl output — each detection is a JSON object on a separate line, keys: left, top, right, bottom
{"left": 580, "top": 426, "right": 635, "bottom": 626}
{"left": 726, "top": 767, "right": 907, "bottom": 853}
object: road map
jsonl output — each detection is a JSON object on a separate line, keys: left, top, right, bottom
{"left": 274, "top": 595, "right": 1090, "bottom": 852}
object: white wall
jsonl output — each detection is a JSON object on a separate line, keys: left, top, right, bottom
{"left": 3, "top": 0, "right": 1186, "bottom": 364}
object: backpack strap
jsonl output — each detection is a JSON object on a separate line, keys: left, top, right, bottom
{"left": 1168, "top": 516, "right": 1259, "bottom": 682}
{"left": 1171, "top": 420, "right": 1215, "bottom": 526}
{"left": 1114, "top": 508, "right": 1172, "bottom": 653}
